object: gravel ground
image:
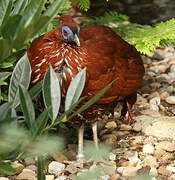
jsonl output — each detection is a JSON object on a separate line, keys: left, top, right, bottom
{"left": 1, "top": 47, "right": 175, "bottom": 180}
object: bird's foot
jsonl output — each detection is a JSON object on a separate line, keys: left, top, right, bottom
{"left": 76, "top": 153, "right": 85, "bottom": 164}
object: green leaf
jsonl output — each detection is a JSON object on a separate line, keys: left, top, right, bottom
{"left": 0, "top": 72, "right": 11, "bottom": 86}
{"left": 0, "top": 102, "right": 12, "bottom": 121}
{"left": 73, "top": 0, "right": 90, "bottom": 11}
{"left": 65, "top": 68, "right": 86, "bottom": 111}
{"left": 0, "top": 39, "right": 12, "bottom": 61}
{"left": 1, "top": 14, "right": 22, "bottom": 39}
{"left": 37, "top": 156, "right": 45, "bottom": 180}
{"left": 14, "top": 0, "right": 44, "bottom": 38}
{"left": 0, "top": 162, "right": 16, "bottom": 175}
{"left": 0, "top": 0, "right": 13, "bottom": 27}
{"left": 8, "top": 54, "right": 31, "bottom": 108}
{"left": 42, "top": 65, "right": 61, "bottom": 120}
{"left": 34, "top": 108, "right": 50, "bottom": 137}
{"left": 44, "top": 0, "right": 67, "bottom": 17}
{"left": 29, "top": 81, "right": 42, "bottom": 100}
{"left": 0, "top": 62, "right": 13, "bottom": 68}
{"left": 11, "top": 0, "right": 29, "bottom": 15}
{"left": 19, "top": 84, "right": 36, "bottom": 133}
{"left": 68, "top": 80, "right": 114, "bottom": 120}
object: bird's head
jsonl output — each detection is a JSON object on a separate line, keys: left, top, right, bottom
{"left": 59, "top": 15, "right": 80, "bottom": 46}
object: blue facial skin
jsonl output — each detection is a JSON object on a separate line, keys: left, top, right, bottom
{"left": 61, "top": 26, "right": 80, "bottom": 46}
{"left": 61, "top": 26, "right": 74, "bottom": 41}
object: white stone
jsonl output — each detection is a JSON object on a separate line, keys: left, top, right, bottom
{"left": 149, "top": 167, "right": 158, "bottom": 177}
{"left": 170, "top": 64, "right": 175, "bottom": 73}
{"left": 54, "top": 176, "right": 67, "bottom": 180}
{"left": 143, "top": 144, "right": 155, "bottom": 154}
{"left": 109, "top": 152, "right": 116, "bottom": 161}
{"left": 16, "top": 169, "right": 36, "bottom": 180}
{"left": 48, "top": 161, "right": 65, "bottom": 175}
{"left": 117, "top": 167, "right": 125, "bottom": 174}
{"left": 122, "top": 167, "right": 138, "bottom": 177}
{"left": 166, "top": 165, "right": 175, "bottom": 173}
{"left": 0, "top": 178, "right": 10, "bottom": 180}
{"left": 46, "top": 175, "right": 54, "bottom": 180}
{"left": 170, "top": 174, "right": 175, "bottom": 180}
{"left": 165, "top": 96, "right": 175, "bottom": 105}
{"left": 135, "top": 115, "right": 175, "bottom": 139}
{"left": 105, "top": 121, "right": 117, "bottom": 129}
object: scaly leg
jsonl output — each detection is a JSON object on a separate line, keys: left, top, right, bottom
{"left": 92, "top": 121, "right": 98, "bottom": 149}
{"left": 77, "top": 124, "right": 85, "bottom": 162}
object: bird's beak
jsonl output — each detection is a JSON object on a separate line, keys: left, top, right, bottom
{"left": 73, "top": 34, "right": 80, "bottom": 46}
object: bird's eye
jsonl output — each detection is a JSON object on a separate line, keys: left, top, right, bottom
{"left": 63, "top": 30, "right": 68, "bottom": 35}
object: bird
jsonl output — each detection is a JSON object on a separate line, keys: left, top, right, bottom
{"left": 27, "top": 15, "right": 145, "bottom": 162}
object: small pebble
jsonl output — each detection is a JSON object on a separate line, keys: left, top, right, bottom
{"left": 120, "top": 124, "right": 132, "bottom": 131}
{"left": 149, "top": 167, "right": 158, "bottom": 177}
{"left": 143, "top": 144, "right": 155, "bottom": 154}
{"left": 11, "top": 162, "right": 24, "bottom": 174}
{"left": 55, "top": 176, "right": 67, "bottom": 180}
{"left": 160, "top": 91, "right": 170, "bottom": 100}
{"left": 109, "top": 152, "right": 116, "bottom": 161}
{"left": 16, "top": 169, "right": 36, "bottom": 180}
{"left": 156, "top": 141, "right": 175, "bottom": 152}
{"left": 65, "top": 163, "right": 78, "bottom": 174}
{"left": 48, "top": 161, "right": 65, "bottom": 176}
{"left": 142, "top": 156, "right": 158, "bottom": 168}
{"left": 170, "top": 63, "right": 175, "bottom": 73}
{"left": 170, "top": 174, "right": 175, "bottom": 180}
{"left": 24, "top": 158, "right": 35, "bottom": 166}
{"left": 122, "top": 167, "right": 138, "bottom": 177}
{"left": 158, "top": 166, "right": 172, "bottom": 176}
{"left": 166, "top": 165, "right": 175, "bottom": 173}
{"left": 105, "top": 121, "right": 117, "bottom": 129}
{"left": 165, "top": 96, "right": 175, "bottom": 104}
{"left": 46, "top": 175, "right": 54, "bottom": 180}
{"left": 132, "top": 122, "right": 142, "bottom": 132}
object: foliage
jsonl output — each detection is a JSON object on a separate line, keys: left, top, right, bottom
{"left": 0, "top": 0, "right": 71, "bottom": 68}
{"left": 72, "top": 0, "right": 90, "bottom": 11}
{"left": 85, "top": 11, "right": 175, "bottom": 54}
{"left": 0, "top": 54, "right": 113, "bottom": 178}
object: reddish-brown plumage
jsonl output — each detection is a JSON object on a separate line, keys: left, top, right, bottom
{"left": 27, "top": 15, "right": 145, "bottom": 123}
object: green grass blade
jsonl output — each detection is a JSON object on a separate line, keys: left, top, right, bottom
{"left": 37, "top": 156, "right": 45, "bottom": 180}
{"left": 29, "top": 81, "right": 42, "bottom": 100}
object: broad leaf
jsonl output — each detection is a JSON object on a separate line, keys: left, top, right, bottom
{"left": 8, "top": 54, "right": 31, "bottom": 108}
{"left": 0, "top": 162, "right": 16, "bottom": 175}
{"left": 0, "top": 102, "right": 12, "bottom": 121}
{"left": 43, "top": 65, "right": 61, "bottom": 120}
{"left": 0, "top": 72, "right": 11, "bottom": 86}
{"left": 11, "top": 0, "right": 29, "bottom": 15}
{"left": 13, "top": 0, "right": 43, "bottom": 38}
{"left": 19, "top": 84, "right": 35, "bottom": 133}
{"left": 0, "top": 0, "right": 12, "bottom": 27}
{"left": 44, "top": 0, "right": 68, "bottom": 17}
{"left": 65, "top": 68, "right": 86, "bottom": 111}
{"left": 68, "top": 81, "right": 114, "bottom": 120}
{"left": 1, "top": 14, "right": 22, "bottom": 39}
{"left": 0, "top": 39, "right": 12, "bottom": 61}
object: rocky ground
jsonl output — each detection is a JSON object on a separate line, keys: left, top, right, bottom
{"left": 1, "top": 47, "right": 175, "bottom": 180}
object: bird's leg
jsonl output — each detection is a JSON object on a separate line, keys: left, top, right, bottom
{"left": 77, "top": 124, "right": 85, "bottom": 163}
{"left": 92, "top": 121, "right": 99, "bottom": 150}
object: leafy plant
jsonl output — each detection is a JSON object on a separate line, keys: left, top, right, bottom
{"left": 0, "top": 0, "right": 71, "bottom": 68}
{"left": 85, "top": 11, "right": 175, "bottom": 54}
